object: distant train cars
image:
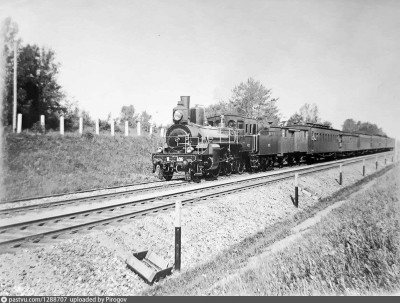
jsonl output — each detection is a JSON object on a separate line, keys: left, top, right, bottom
{"left": 152, "top": 96, "right": 395, "bottom": 182}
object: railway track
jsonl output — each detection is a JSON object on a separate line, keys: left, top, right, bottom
{"left": 0, "top": 179, "right": 187, "bottom": 215}
{"left": 0, "top": 152, "right": 393, "bottom": 253}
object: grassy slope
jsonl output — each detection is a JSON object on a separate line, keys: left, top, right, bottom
{"left": 141, "top": 164, "right": 399, "bottom": 295}
{"left": 1, "top": 132, "right": 164, "bottom": 201}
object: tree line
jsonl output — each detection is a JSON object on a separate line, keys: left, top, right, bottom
{"left": 1, "top": 18, "right": 154, "bottom": 133}
{"left": 1, "top": 18, "right": 386, "bottom": 136}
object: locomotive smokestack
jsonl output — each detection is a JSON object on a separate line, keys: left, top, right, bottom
{"left": 180, "top": 96, "right": 190, "bottom": 112}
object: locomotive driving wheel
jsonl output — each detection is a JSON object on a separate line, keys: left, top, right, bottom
{"left": 160, "top": 169, "right": 173, "bottom": 181}
{"left": 208, "top": 164, "right": 221, "bottom": 178}
{"left": 237, "top": 159, "right": 245, "bottom": 174}
{"left": 224, "top": 162, "right": 232, "bottom": 176}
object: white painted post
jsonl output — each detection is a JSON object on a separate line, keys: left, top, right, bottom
{"left": 13, "top": 42, "right": 17, "bottom": 133}
{"left": 149, "top": 125, "right": 153, "bottom": 136}
{"left": 110, "top": 120, "right": 115, "bottom": 136}
{"left": 17, "top": 113, "right": 22, "bottom": 133}
{"left": 175, "top": 200, "right": 182, "bottom": 272}
{"left": 40, "top": 115, "right": 45, "bottom": 130}
{"left": 137, "top": 121, "right": 141, "bottom": 136}
{"left": 125, "top": 121, "right": 129, "bottom": 136}
{"left": 60, "top": 116, "right": 64, "bottom": 135}
{"left": 95, "top": 119, "right": 99, "bottom": 135}
{"left": 160, "top": 127, "right": 164, "bottom": 137}
{"left": 79, "top": 117, "right": 83, "bottom": 135}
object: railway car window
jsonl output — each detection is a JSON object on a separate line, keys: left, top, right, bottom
{"left": 253, "top": 124, "right": 257, "bottom": 134}
{"left": 237, "top": 121, "right": 244, "bottom": 129}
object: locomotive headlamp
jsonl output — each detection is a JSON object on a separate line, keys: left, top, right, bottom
{"left": 186, "top": 146, "right": 194, "bottom": 153}
{"left": 156, "top": 147, "right": 163, "bottom": 153}
{"left": 173, "top": 110, "right": 183, "bottom": 122}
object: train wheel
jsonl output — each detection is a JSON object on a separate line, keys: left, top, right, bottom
{"left": 162, "top": 171, "right": 173, "bottom": 181}
{"left": 224, "top": 162, "right": 232, "bottom": 176}
{"left": 210, "top": 165, "right": 221, "bottom": 178}
{"left": 237, "top": 160, "right": 245, "bottom": 174}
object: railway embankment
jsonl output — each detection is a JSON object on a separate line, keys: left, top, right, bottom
{"left": 1, "top": 133, "right": 162, "bottom": 201}
{"left": 0, "top": 158, "right": 397, "bottom": 295}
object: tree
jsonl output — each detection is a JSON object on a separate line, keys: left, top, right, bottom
{"left": 286, "top": 113, "right": 304, "bottom": 125}
{"left": 342, "top": 118, "right": 358, "bottom": 133}
{"left": 321, "top": 120, "right": 333, "bottom": 128}
{"left": 139, "top": 110, "right": 152, "bottom": 132}
{"left": 205, "top": 78, "right": 280, "bottom": 125}
{"left": 229, "top": 78, "right": 280, "bottom": 124}
{"left": 287, "top": 103, "right": 321, "bottom": 125}
{"left": 2, "top": 18, "right": 66, "bottom": 129}
{"left": 342, "top": 118, "right": 386, "bottom": 136}
{"left": 120, "top": 105, "right": 138, "bottom": 127}
{"left": 205, "top": 100, "right": 234, "bottom": 118}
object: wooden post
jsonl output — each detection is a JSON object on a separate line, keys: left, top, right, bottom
{"left": 13, "top": 42, "right": 17, "bottom": 133}
{"left": 384, "top": 153, "right": 387, "bottom": 165}
{"left": 339, "top": 164, "right": 343, "bottom": 185}
{"left": 110, "top": 120, "right": 114, "bottom": 136}
{"left": 16, "top": 113, "right": 22, "bottom": 133}
{"left": 294, "top": 173, "right": 299, "bottom": 208}
{"left": 79, "top": 117, "right": 83, "bottom": 135}
{"left": 175, "top": 201, "right": 182, "bottom": 272}
{"left": 95, "top": 119, "right": 99, "bottom": 135}
{"left": 60, "top": 116, "right": 64, "bottom": 135}
{"left": 375, "top": 156, "right": 378, "bottom": 170}
{"left": 362, "top": 158, "right": 365, "bottom": 176}
{"left": 137, "top": 121, "right": 141, "bottom": 136}
{"left": 40, "top": 115, "right": 45, "bottom": 130}
{"left": 125, "top": 121, "right": 129, "bottom": 136}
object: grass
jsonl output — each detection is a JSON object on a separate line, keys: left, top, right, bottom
{"left": 1, "top": 131, "right": 165, "bottom": 201}
{"left": 139, "top": 164, "right": 399, "bottom": 295}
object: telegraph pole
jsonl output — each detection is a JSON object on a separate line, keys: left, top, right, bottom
{"left": 13, "top": 41, "right": 18, "bottom": 133}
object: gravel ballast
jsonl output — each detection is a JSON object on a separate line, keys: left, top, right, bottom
{"left": 0, "top": 157, "right": 393, "bottom": 295}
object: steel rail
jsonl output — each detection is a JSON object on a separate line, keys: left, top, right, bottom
{"left": 0, "top": 178, "right": 185, "bottom": 205}
{"left": 0, "top": 180, "right": 187, "bottom": 215}
{"left": 0, "top": 152, "right": 394, "bottom": 252}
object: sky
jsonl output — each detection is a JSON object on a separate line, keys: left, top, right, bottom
{"left": 0, "top": 0, "right": 399, "bottom": 137}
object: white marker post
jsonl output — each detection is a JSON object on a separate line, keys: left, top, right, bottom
{"left": 110, "top": 120, "right": 115, "bottom": 136}
{"left": 160, "top": 128, "right": 164, "bottom": 138}
{"left": 137, "top": 121, "right": 141, "bottom": 136}
{"left": 60, "top": 116, "right": 64, "bottom": 135}
{"left": 294, "top": 173, "right": 299, "bottom": 207}
{"left": 175, "top": 201, "right": 182, "bottom": 272}
{"left": 149, "top": 125, "right": 153, "bottom": 136}
{"left": 40, "top": 115, "right": 45, "bottom": 132}
{"left": 79, "top": 117, "right": 83, "bottom": 135}
{"left": 339, "top": 164, "right": 343, "bottom": 185}
{"left": 95, "top": 119, "right": 99, "bottom": 135}
{"left": 125, "top": 121, "right": 129, "bottom": 136}
{"left": 362, "top": 158, "right": 365, "bottom": 176}
{"left": 13, "top": 42, "right": 17, "bottom": 133}
{"left": 17, "top": 114, "right": 22, "bottom": 133}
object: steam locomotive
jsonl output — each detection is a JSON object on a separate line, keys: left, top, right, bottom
{"left": 152, "top": 96, "right": 395, "bottom": 182}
